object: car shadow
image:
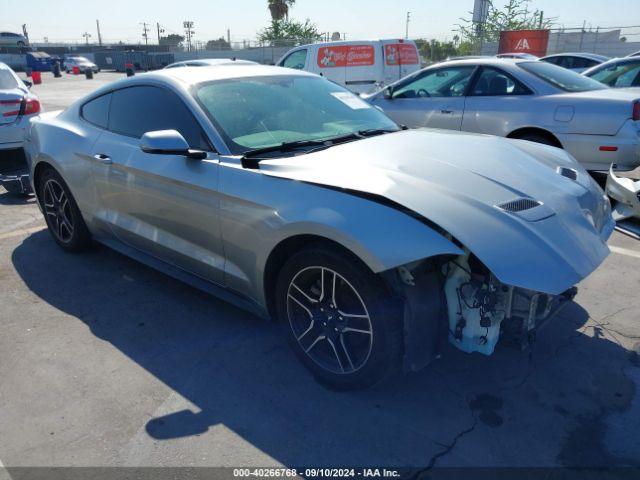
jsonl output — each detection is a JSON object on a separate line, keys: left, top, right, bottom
{"left": 10, "top": 230, "right": 640, "bottom": 468}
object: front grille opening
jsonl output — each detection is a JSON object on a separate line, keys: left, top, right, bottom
{"left": 497, "top": 198, "right": 542, "bottom": 213}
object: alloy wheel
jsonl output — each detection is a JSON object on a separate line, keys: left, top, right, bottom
{"left": 286, "top": 266, "right": 373, "bottom": 375}
{"left": 42, "top": 178, "right": 74, "bottom": 243}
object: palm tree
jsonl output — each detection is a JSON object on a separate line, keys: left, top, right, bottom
{"left": 268, "top": 0, "right": 295, "bottom": 21}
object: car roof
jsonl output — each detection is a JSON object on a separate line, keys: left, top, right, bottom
{"left": 166, "top": 58, "right": 258, "bottom": 68}
{"left": 431, "top": 57, "right": 531, "bottom": 68}
{"left": 133, "top": 64, "right": 317, "bottom": 86}
{"left": 541, "top": 52, "right": 609, "bottom": 62}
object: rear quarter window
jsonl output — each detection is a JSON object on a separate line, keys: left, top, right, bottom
{"left": 81, "top": 93, "right": 112, "bottom": 129}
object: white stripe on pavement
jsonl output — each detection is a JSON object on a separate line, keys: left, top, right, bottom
{"left": 0, "top": 225, "right": 46, "bottom": 241}
{"left": 610, "top": 245, "right": 640, "bottom": 260}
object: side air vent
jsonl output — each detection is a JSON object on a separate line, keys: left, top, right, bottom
{"left": 556, "top": 166, "right": 578, "bottom": 181}
{"left": 497, "top": 198, "right": 542, "bottom": 213}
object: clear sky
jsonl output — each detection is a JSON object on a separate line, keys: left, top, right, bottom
{"left": 2, "top": 0, "right": 639, "bottom": 45}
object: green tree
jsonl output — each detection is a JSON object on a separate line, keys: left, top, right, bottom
{"left": 457, "top": 0, "right": 555, "bottom": 44}
{"left": 159, "top": 34, "right": 185, "bottom": 47}
{"left": 206, "top": 37, "right": 231, "bottom": 50}
{"left": 268, "top": 0, "right": 296, "bottom": 21}
{"left": 258, "top": 18, "right": 322, "bottom": 45}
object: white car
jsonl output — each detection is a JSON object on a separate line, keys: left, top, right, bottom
{"left": 0, "top": 32, "right": 28, "bottom": 48}
{"left": 277, "top": 39, "right": 421, "bottom": 94}
{"left": 0, "top": 62, "right": 40, "bottom": 152}
{"left": 64, "top": 57, "right": 99, "bottom": 74}
{"left": 539, "top": 53, "right": 609, "bottom": 73}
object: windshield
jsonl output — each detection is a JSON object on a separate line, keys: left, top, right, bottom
{"left": 0, "top": 69, "right": 19, "bottom": 90}
{"left": 587, "top": 61, "right": 640, "bottom": 87}
{"left": 70, "top": 57, "right": 90, "bottom": 63}
{"left": 518, "top": 61, "right": 608, "bottom": 92}
{"left": 194, "top": 75, "right": 399, "bottom": 154}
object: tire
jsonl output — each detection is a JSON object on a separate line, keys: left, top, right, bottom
{"left": 275, "top": 244, "right": 403, "bottom": 390}
{"left": 38, "top": 167, "right": 92, "bottom": 252}
{"left": 514, "top": 132, "right": 558, "bottom": 148}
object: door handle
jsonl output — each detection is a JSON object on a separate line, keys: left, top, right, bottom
{"left": 440, "top": 109, "right": 454, "bottom": 114}
{"left": 94, "top": 153, "right": 112, "bottom": 165}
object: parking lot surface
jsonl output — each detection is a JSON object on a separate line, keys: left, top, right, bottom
{"left": 0, "top": 72, "right": 639, "bottom": 471}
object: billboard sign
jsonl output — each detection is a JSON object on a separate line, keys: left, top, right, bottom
{"left": 498, "top": 29, "right": 550, "bottom": 57}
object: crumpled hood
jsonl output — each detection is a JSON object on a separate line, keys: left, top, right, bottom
{"left": 259, "top": 129, "right": 613, "bottom": 294}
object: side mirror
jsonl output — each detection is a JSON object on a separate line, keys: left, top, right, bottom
{"left": 23, "top": 80, "right": 32, "bottom": 89}
{"left": 140, "top": 129, "right": 207, "bottom": 160}
{"left": 383, "top": 86, "right": 393, "bottom": 99}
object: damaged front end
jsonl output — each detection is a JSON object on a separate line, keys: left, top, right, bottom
{"left": 606, "top": 165, "right": 640, "bottom": 237}
{"left": 386, "top": 252, "right": 577, "bottom": 373}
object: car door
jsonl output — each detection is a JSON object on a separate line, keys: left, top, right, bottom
{"left": 371, "top": 65, "right": 476, "bottom": 130}
{"left": 90, "top": 84, "right": 225, "bottom": 284}
{"left": 461, "top": 66, "right": 535, "bottom": 136}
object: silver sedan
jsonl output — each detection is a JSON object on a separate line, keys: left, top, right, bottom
{"left": 366, "top": 58, "right": 640, "bottom": 171}
{"left": 26, "top": 65, "right": 613, "bottom": 389}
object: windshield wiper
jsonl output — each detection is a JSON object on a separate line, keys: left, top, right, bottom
{"left": 240, "top": 131, "right": 364, "bottom": 169}
{"left": 357, "top": 127, "right": 402, "bottom": 137}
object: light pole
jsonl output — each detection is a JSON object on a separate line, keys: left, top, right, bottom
{"left": 82, "top": 32, "right": 92, "bottom": 45}
{"left": 183, "top": 21, "right": 195, "bottom": 52}
{"left": 405, "top": 12, "right": 411, "bottom": 39}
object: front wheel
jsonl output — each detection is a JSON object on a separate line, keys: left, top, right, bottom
{"left": 275, "top": 245, "right": 403, "bottom": 390}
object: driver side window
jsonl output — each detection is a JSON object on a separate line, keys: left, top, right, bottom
{"left": 282, "top": 49, "right": 308, "bottom": 70}
{"left": 392, "top": 66, "right": 475, "bottom": 99}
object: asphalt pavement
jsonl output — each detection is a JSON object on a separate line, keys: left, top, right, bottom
{"left": 0, "top": 71, "right": 638, "bottom": 474}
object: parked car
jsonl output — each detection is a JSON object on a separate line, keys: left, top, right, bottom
{"left": 165, "top": 58, "right": 258, "bottom": 69}
{"left": 539, "top": 53, "right": 609, "bottom": 73}
{"left": 277, "top": 39, "right": 421, "bottom": 94}
{"left": 0, "top": 31, "right": 28, "bottom": 48}
{"left": 26, "top": 65, "right": 613, "bottom": 389}
{"left": 365, "top": 58, "right": 640, "bottom": 171}
{"left": 0, "top": 62, "right": 40, "bottom": 152}
{"left": 496, "top": 53, "right": 538, "bottom": 60}
{"left": 64, "top": 56, "right": 99, "bottom": 74}
{"left": 584, "top": 57, "right": 640, "bottom": 88}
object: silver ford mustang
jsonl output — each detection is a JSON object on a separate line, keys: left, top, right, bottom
{"left": 25, "top": 65, "right": 614, "bottom": 390}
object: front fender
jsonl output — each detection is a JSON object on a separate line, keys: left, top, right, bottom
{"left": 219, "top": 169, "right": 463, "bottom": 308}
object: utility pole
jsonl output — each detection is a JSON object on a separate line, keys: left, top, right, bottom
{"left": 96, "top": 19, "right": 102, "bottom": 46}
{"left": 183, "top": 21, "right": 195, "bottom": 51}
{"left": 21, "top": 24, "right": 29, "bottom": 42}
{"left": 405, "top": 11, "right": 411, "bottom": 39}
{"left": 227, "top": 28, "right": 231, "bottom": 47}
{"left": 140, "top": 22, "right": 149, "bottom": 46}
{"left": 82, "top": 32, "right": 92, "bottom": 45}
{"left": 156, "top": 23, "right": 165, "bottom": 45}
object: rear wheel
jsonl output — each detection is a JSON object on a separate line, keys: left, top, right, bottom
{"left": 513, "top": 132, "right": 558, "bottom": 148}
{"left": 39, "top": 168, "right": 92, "bottom": 252}
{"left": 275, "top": 245, "right": 402, "bottom": 390}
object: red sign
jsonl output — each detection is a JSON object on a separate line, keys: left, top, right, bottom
{"left": 498, "top": 29, "right": 550, "bottom": 57}
{"left": 317, "top": 45, "right": 375, "bottom": 68}
{"left": 384, "top": 43, "right": 419, "bottom": 65}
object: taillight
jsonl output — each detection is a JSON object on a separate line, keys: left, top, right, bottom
{"left": 23, "top": 98, "right": 40, "bottom": 116}
{"left": 633, "top": 100, "right": 640, "bottom": 121}
{"left": 1, "top": 99, "right": 22, "bottom": 117}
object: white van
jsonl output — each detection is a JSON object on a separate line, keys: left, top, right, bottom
{"left": 277, "top": 39, "right": 421, "bottom": 94}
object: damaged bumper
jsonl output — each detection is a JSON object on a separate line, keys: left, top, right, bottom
{"left": 606, "top": 164, "right": 640, "bottom": 222}
{"left": 0, "top": 172, "right": 32, "bottom": 195}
